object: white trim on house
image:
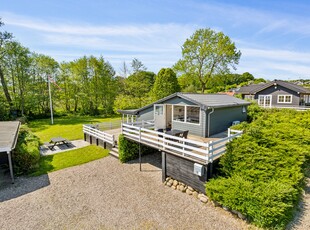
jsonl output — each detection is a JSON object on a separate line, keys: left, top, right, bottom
{"left": 277, "top": 95, "right": 292, "bottom": 103}
{"left": 172, "top": 104, "right": 201, "bottom": 126}
{"left": 258, "top": 95, "right": 272, "bottom": 108}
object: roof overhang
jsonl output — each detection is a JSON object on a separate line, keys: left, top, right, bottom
{"left": 0, "top": 121, "right": 21, "bottom": 152}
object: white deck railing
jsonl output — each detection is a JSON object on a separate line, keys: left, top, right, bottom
{"left": 121, "top": 121, "right": 242, "bottom": 164}
{"left": 83, "top": 125, "right": 115, "bottom": 146}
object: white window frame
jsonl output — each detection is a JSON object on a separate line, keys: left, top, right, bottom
{"left": 172, "top": 105, "right": 201, "bottom": 126}
{"left": 258, "top": 95, "right": 272, "bottom": 108}
{"left": 277, "top": 95, "right": 292, "bottom": 104}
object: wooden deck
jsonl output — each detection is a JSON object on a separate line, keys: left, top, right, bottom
{"left": 83, "top": 120, "right": 242, "bottom": 165}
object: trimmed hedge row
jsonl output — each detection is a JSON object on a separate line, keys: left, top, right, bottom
{"left": 206, "top": 107, "right": 310, "bottom": 229}
{"left": 118, "top": 134, "right": 157, "bottom": 163}
{"left": 12, "top": 128, "right": 41, "bottom": 175}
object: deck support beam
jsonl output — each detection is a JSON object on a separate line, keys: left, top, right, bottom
{"left": 161, "top": 151, "right": 166, "bottom": 182}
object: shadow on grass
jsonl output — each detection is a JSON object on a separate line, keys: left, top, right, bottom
{"left": 30, "top": 155, "right": 55, "bottom": 177}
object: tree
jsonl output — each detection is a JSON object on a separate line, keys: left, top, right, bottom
{"left": 174, "top": 28, "right": 241, "bottom": 93}
{"left": 152, "top": 68, "right": 180, "bottom": 100}
{"left": 131, "top": 58, "right": 146, "bottom": 73}
{"left": 119, "top": 61, "right": 130, "bottom": 78}
{"left": 125, "top": 71, "right": 155, "bottom": 107}
{"left": 0, "top": 19, "right": 14, "bottom": 109}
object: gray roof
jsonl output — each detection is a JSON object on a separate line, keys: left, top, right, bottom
{"left": 0, "top": 121, "right": 20, "bottom": 152}
{"left": 118, "top": 92, "right": 250, "bottom": 115}
{"left": 237, "top": 80, "right": 310, "bottom": 94}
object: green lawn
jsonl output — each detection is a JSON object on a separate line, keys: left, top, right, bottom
{"left": 28, "top": 115, "right": 121, "bottom": 142}
{"left": 31, "top": 145, "right": 109, "bottom": 176}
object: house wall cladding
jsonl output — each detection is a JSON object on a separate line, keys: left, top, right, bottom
{"left": 165, "top": 152, "right": 208, "bottom": 194}
{"left": 208, "top": 106, "right": 247, "bottom": 136}
{"left": 137, "top": 97, "right": 205, "bottom": 136}
{"left": 172, "top": 110, "right": 205, "bottom": 137}
{"left": 254, "top": 85, "right": 300, "bottom": 106}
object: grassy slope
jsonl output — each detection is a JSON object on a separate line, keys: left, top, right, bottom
{"left": 31, "top": 145, "right": 109, "bottom": 176}
{"left": 28, "top": 115, "right": 121, "bottom": 142}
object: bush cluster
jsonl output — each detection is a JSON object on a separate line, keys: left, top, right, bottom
{"left": 12, "top": 128, "right": 41, "bottom": 175}
{"left": 206, "top": 108, "right": 310, "bottom": 229}
{"left": 118, "top": 134, "right": 156, "bottom": 163}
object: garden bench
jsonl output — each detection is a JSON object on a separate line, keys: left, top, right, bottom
{"left": 44, "top": 142, "right": 55, "bottom": 150}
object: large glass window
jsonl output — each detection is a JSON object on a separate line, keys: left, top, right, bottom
{"left": 186, "top": 106, "right": 200, "bottom": 124}
{"left": 173, "top": 105, "right": 185, "bottom": 122}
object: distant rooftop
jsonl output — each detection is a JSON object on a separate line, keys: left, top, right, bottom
{"left": 237, "top": 80, "right": 310, "bottom": 94}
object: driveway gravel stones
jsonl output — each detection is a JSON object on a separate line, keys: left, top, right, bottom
{"left": 0, "top": 154, "right": 306, "bottom": 229}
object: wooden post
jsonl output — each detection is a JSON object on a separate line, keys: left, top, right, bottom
{"left": 139, "top": 127, "right": 142, "bottom": 171}
{"left": 7, "top": 151, "right": 14, "bottom": 183}
{"left": 103, "top": 142, "right": 107, "bottom": 149}
{"left": 90, "top": 136, "right": 92, "bottom": 144}
{"left": 96, "top": 138, "right": 99, "bottom": 146}
{"left": 84, "top": 133, "right": 86, "bottom": 141}
{"left": 162, "top": 151, "right": 166, "bottom": 182}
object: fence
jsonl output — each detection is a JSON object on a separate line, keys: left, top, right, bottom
{"left": 121, "top": 121, "right": 242, "bottom": 164}
{"left": 83, "top": 124, "right": 115, "bottom": 146}
{"left": 93, "top": 119, "right": 122, "bottom": 131}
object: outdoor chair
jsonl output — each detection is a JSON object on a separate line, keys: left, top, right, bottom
{"left": 157, "top": 129, "right": 164, "bottom": 138}
{"left": 180, "top": 130, "right": 189, "bottom": 139}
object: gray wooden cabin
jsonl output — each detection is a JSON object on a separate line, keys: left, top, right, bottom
{"left": 118, "top": 93, "right": 250, "bottom": 137}
{"left": 237, "top": 80, "right": 310, "bottom": 108}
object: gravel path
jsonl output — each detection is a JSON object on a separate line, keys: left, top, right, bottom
{"left": 0, "top": 154, "right": 250, "bottom": 230}
{"left": 2, "top": 154, "right": 308, "bottom": 230}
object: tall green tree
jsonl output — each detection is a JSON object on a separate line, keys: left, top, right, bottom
{"left": 0, "top": 19, "right": 13, "bottom": 110}
{"left": 174, "top": 28, "right": 241, "bottom": 93}
{"left": 152, "top": 68, "right": 180, "bottom": 100}
{"left": 125, "top": 71, "right": 155, "bottom": 107}
{"left": 131, "top": 58, "right": 146, "bottom": 73}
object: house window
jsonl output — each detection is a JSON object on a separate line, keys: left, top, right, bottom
{"left": 155, "top": 105, "right": 163, "bottom": 115}
{"left": 173, "top": 105, "right": 185, "bottom": 122}
{"left": 186, "top": 106, "right": 200, "bottom": 124}
{"left": 277, "top": 95, "right": 292, "bottom": 103}
{"left": 244, "top": 95, "right": 254, "bottom": 100}
{"left": 173, "top": 105, "right": 200, "bottom": 124}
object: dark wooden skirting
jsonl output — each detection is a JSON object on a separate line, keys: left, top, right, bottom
{"left": 84, "top": 133, "right": 112, "bottom": 150}
{"left": 165, "top": 152, "right": 218, "bottom": 194}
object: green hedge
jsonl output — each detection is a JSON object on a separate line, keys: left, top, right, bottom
{"left": 206, "top": 108, "right": 310, "bottom": 229}
{"left": 12, "top": 128, "right": 41, "bottom": 175}
{"left": 118, "top": 134, "right": 156, "bottom": 163}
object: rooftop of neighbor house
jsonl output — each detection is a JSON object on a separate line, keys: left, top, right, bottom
{"left": 0, "top": 121, "right": 20, "bottom": 152}
{"left": 118, "top": 92, "right": 250, "bottom": 115}
{"left": 237, "top": 80, "right": 310, "bottom": 94}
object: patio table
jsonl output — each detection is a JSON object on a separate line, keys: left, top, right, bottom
{"left": 49, "top": 137, "right": 69, "bottom": 150}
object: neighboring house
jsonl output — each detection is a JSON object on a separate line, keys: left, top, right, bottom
{"left": 118, "top": 92, "right": 250, "bottom": 137}
{"left": 237, "top": 80, "right": 310, "bottom": 108}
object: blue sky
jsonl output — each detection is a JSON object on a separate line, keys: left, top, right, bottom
{"left": 1, "top": 0, "right": 310, "bottom": 80}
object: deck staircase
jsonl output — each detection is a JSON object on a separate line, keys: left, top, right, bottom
{"left": 109, "top": 146, "right": 119, "bottom": 159}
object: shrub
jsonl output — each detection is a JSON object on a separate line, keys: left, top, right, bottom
{"left": 206, "top": 109, "right": 310, "bottom": 229}
{"left": 118, "top": 134, "right": 156, "bottom": 163}
{"left": 12, "top": 128, "right": 41, "bottom": 175}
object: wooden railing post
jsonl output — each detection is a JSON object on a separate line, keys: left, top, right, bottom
{"left": 209, "top": 141, "right": 213, "bottom": 163}
{"left": 206, "top": 142, "right": 209, "bottom": 164}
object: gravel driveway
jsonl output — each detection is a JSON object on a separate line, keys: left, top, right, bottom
{"left": 0, "top": 154, "right": 306, "bottom": 230}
